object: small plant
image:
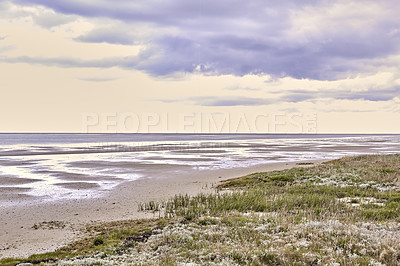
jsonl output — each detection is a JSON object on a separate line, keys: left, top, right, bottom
{"left": 259, "top": 252, "right": 279, "bottom": 264}
{"left": 93, "top": 236, "right": 104, "bottom": 246}
{"left": 197, "top": 217, "right": 218, "bottom": 226}
{"left": 350, "top": 198, "right": 359, "bottom": 204}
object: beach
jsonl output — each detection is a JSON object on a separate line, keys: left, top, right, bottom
{"left": 0, "top": 160, "right": 315, "bottom": 259}
{"left": 1, "top": 134, "right": 400, "bottom": 259}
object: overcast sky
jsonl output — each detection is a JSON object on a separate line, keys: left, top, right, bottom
{"left": 1, "top": 0, "right": 399, "bottom": 133}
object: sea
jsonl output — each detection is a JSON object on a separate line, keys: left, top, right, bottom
{"left": 0, "top": 133, "right": 399, "bottom": 203}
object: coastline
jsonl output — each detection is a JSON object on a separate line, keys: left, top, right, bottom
{"left": 0, "top": 159, "right": 325, "bottom": 259}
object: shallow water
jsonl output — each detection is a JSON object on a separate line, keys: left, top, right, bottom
{"left": 0, "top": 134, "right": 399, "bottom": 203}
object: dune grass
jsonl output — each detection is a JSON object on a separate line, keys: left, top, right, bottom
{"left": 139, "top": 154, "right": 400, "bottom": 224}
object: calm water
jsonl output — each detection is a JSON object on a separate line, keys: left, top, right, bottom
{"left": 1, "top": 133, "right": 398, "bottom": 145}
{"left": 0, "top": 134, "right": 399, "bottom": 203}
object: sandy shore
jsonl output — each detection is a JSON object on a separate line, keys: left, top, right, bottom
{"left": 0, "top": 160, "right": 327, "bottom": 259}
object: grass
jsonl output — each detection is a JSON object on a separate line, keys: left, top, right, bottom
{"left": 2, "top": 154, "right": 400, "bottom": 265}
{"left": 156, "top": 154, "right": 400, "bottom": 223}
{"left": 0, "top": 219, "right": 166, "bottom": 266}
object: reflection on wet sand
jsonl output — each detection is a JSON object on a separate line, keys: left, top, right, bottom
{"left": 0, "top": 135, "right": 399, "bottom": 205}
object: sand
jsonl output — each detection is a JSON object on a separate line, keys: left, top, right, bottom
{"left": 0, "top": 160, "right": 326, "bottom": 259}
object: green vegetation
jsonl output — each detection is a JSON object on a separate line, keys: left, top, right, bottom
{"left": 2, "top": 154, "right": 400, "bottom": 265}
{"left": 0, "top": 219, "right": 164, "bottom": 266}
{"left": 93, "top": 236, "right": 104, "bottom": 246}
{"left": 156, "top": 154, "right": 400, "bottom": 224}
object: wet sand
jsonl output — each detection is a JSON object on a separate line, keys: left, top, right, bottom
{"left": 0, "top": 160, "right": 325, "bottom": 259}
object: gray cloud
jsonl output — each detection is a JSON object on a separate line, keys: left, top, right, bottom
{"left": 193, "top": 97, "right": 271, "bottom": 106}
{"left": 153, "top": 96, "right": 272, "bottom": 106}
{"left": 0, "top": 55, "right": 129, "bottom": 68}
{"left": 224, "top": 86, "right": 261, "bottom": 91}
{"left": 152, "top": 84, "right": 400, "bottom": 107}
{"left": 77, "top": 77, "right": 121, "bottom": 82}
{"left": 317, "top": 108, "right": 376, "bottom": 113}
{"left": 282, "top": 86, "right": 400, "bottom": 102}
{"left": 0, "top": 2, "right": 76, "bottom": 29}
{"left": 190, "top": 96, "right": 273, "bottom": 106}
{"left": 0, "top": 45, "right": 16, "bottom": 53}
{"left": 8, "top": 0, "right": 400, "bottom": 79}
{"left": 75, "top": 27, "right": 137, "bottom": 45}
{"left": 2, "top": 55, "right": 397, "bottom": 105}
{"left": 32, "top": 12, "right": 76, "bottom": 29}
{"left": 14, "top": 0, "right": 309, "bottom": 25}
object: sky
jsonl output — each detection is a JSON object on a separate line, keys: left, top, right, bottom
{"left": 0, "top": 0, "right": 399, "bottom": 133}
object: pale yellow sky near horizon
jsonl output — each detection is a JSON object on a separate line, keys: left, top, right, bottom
{"left": 1, "top": 1, "right": 400, "bottom": 133}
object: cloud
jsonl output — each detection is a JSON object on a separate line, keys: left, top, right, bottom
{"left": 155, "top": 96, "right": 272, "bottom": 106}
{"left": 0, "top": 55, "right": 122, "bottom": 68}
{"left": 0, "top": 45, "right": 16, "bottom": 53}
{"left": 0, "top": 2, "right": 77, "bottom": 29}
{"left": 32, "top": 11, "right": 76, "bottom": 29}
{"left": 1, "top": 54, "right": 398, "bottom": 106}
{"left": 150, "top": 77, "right": 400, "bottom": 107}
{"left": 193, "top": 97, "right": 271, "bottom": 106}
{"left": 75, "top": 27, "right": 137, "bottom": 45}
{"left": 77, "top": 76, "right": 121, "bottom": 82}
{"left": 224, "top": 86, "right": 260, "bottom": 91}
{"left": 6, "top": 0, "right": 400, "bottom": 79}
{"left": 388, "top": 97, "right": 400, "bottom": 112}
{"left": 281, "top": 86, "right": 400, "bottom": 102}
